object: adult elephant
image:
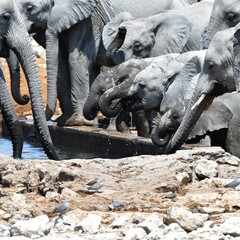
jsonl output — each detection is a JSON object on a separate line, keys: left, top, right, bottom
{"left": 163, "top": 23, "right": 240, "bottom": 154}
{"left": 9, "top": 0, "right": 202, "bottom": 127}
{"left": 103, "top": 1, "right": 213, "bottom": 63}
{"left": 98, "top": 50, "right": 206, "bottom": 119}
{"left": 202, "top": 0, "right": 240, "bottom": 49}
{"left": 0, "top": 0, "right": 59, "bottom": 160}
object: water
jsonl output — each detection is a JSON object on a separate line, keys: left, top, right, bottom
{"left": 0, "top": 138, "right": 99, "bottom": 160}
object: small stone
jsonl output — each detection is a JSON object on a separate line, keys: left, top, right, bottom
{"left": 194, "top": 159, "right": 218, "bottom": 179}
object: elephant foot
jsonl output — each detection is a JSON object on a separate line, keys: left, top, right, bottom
{"left": 57, "top": 113, "right": 94, "bottom": 126}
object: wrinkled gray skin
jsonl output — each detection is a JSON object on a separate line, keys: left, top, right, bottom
{"left": 10, "top": 0, "right": 201, "bottom": 127}
{"left": 164, "top": 23, "right": 240, "bottom": 154}
{"left": 103, "top": 1, "right": 213, "bottom": 63}
{"left": 202, "top": 0, "right": 240, "bottom": 49}
{"left": 98, "top": 51, "right": 206, "bottom": 119}
{"left": 0, "top": 0, "right": 59, "bottom": 159}
{"left": 153, "top": 92, "right": 240, "bottom": 158}
{"left": 83, "top": 57, "right": 179, "bottom": 137}
{"left": 0, "top": 62, "right": 23, "bottom": 158}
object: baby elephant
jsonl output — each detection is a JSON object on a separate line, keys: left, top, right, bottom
{"left": 151, "top": 92, "right": 240, "bottom": 158}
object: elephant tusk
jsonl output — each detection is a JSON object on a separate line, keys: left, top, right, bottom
{"left": 191, "top": 93, "right": 207, "bottom": 110}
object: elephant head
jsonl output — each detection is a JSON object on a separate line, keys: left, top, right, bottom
{"left": 151, "top": 52, "right": 206, "bottom": 146}
{"left": 83, "top": 64, "right": 141, "bottom": 120}
{"left": 202, "top": 0, "right": 240, "bottom": 49}
{"left": 0, "top": 0, "right": 59, "bottom": 159}
{"left": 98, "top": 57, "right": 185, "bottom": 118}
{"left": 102, "top": 11, "right": 192, "bottom": 63}
{"left": 102, "top": 1, "right": 213, "bottom": 64}
{"left": 164, "top": 23, "right": 240, "bottom": 154}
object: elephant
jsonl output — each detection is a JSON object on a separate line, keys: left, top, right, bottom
{"left": 83, "top": 53, "right": 179, "bottom": 136}
{"left": 98, "top": 50, "right": 207, "bottom": 121}
{"left": 102, "top": 1, "right": 213, "bottom": 63}
{"left": 8, "top": 0, "right": 203, "bottom": 128}
{"left": 162, "top": 22, "right": 240, "bottom": 155}
{"left": 0, "top": 0, "right": 59, "bottom": 160}
{"left": 152, "top": 91, "right": 240, "bottom": 158}
{"left": 202, "top": 0, "right": 240, "bottom": 49}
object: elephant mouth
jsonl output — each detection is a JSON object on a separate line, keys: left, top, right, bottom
{"left": 124, "top": 99, "right": 144, "bottom": 111}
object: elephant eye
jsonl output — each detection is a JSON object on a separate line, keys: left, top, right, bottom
{"left": 208, "top": 61, "right": 215, "bottom": 71}
{"left": 3, "top": 12, "right": 11, "bottom": 22}
{"left": 171, "top": 113, "right": 179, "bottom": 120}
{"left": 226, "top": 12, "right": 235, "bottom": 23}
{"left": 138, "top": 81, "right": 146, "bottom": 89}
{"left": 26, "top": 4, "right": 36, "bottom": 15}
{"left": 133, "top": 42, "right": 141, "bottom": 52}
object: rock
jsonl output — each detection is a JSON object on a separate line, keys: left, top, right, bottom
{"left": 75, "top": 213, "right": 102, "bottom": 233}
{"left": 164, "top": 206, "right": 209, "bottom": 232}
{"left": 194, "top": 159, "right": 218, "bottom": 179}
{"left": 216, "top": 217, "right": 240, "bottom": 237}
{"left": 10, "top": 215, "right": 50, "bottom": 238}
{"left": 0, "top": 221, "right": 10, "bottom": 237}
{"left": 138, "top": 214, "right": 164, "bottom": 234}
{"left": 57, "top": 169, "right": 77, "bottom": 182}
{"left": 124, "top": 226, "right": 147, "bottom": 240}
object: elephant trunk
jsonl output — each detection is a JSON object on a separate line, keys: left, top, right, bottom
{"left": 8, "top": 17, "right": 59, "bottom": 160}
{"left": 202, "top": 16, "right": 221, "bottom": 49}
{"left": 45, "top": 30, "right": 59, "bottom": 121}
{"left": 0, "top": 67, "right": 23, "bottom": 158}
{"left": 7, "top": 50, "right": 30, "bottom": 105}
{"left": 151, "top": 128, "right": 172, "bottom": 147}
{"left": 83, "top": 97, "right": 99, "bottom": 120}
{"left": 99, "top": 78, "right": 135, "bottom": 118}
{"left": 165, "top": 80, "right": 217, "bottom": 154}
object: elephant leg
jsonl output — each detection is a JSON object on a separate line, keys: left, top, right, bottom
{"left": 64, "top": 20, "right": 98, "bottom": 126}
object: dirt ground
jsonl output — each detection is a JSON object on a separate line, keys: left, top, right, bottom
{"left": 2, "top": 57, "right": 51, "bottom": 118}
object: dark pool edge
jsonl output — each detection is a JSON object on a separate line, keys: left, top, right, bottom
{"left": 2, "top": 119, "right": 159, "bottom": 158}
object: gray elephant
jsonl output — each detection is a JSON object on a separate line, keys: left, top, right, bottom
{"left": 98, "top": 50, "right": 207, "bottom": 120}
{"left": 163, "top": 22, "right": 240, "bottom": 154}
{"left": 202, "top": 0, "right": 240, "bottom": 49}
{"left": 83, "top": 54, "right": 179, "bottom": 136}
{"left": 152, "top": 91, "right": 240, "bottom": 158}
{"left": 103, "top": 1, "right": 213, "bottom": 63}
{"left": 9, "top": 0, "right": 202, "bottom": 127}
{"left": 0, "top": 0, "right": 59, "bottom": 160}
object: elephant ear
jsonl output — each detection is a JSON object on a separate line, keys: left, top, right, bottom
{"left": 102, "top": 12, "right": 135, "bottom": 50}
{"left": 151, "top": 14, "right": 192, "bottom": 56}
{"left": 187, "top": 101, "right": 233, "bottom": 140}
{"left": 233, "top": 28, "right": 240, "bottom": 92}
{"left": 48, "top": 0, "right": 98, "bottom": 34}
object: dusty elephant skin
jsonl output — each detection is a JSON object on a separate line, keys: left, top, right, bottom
{"left": 0, "top": 146, "right": 240, "bottom": 239}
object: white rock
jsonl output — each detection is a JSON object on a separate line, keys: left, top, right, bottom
{"left": 164, "top": 206, "right": 209, "bottom": 232}
{"left": 124, "top": 226, "right": 147, "bottom": 240}
{"left": 10, "top": 215, "right": 50, "bottom": 238}
{"left": 194, "top": 159, "right": 218, "bottom": 179}
{"left": 75, "top": 214, "right": 102, "bottom": 234}
{"left": 216, "top": 217, "right": 240, "bottom": 237}
{"left": 0, "top": 221, "right": 10, "bottom": 237}
{"left": 138, "top": 214, "right": 163, "bottom": 234}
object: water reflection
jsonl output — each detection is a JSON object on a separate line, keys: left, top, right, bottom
{"left": 0, "top": 138, "right": 99, "bottom": 160}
